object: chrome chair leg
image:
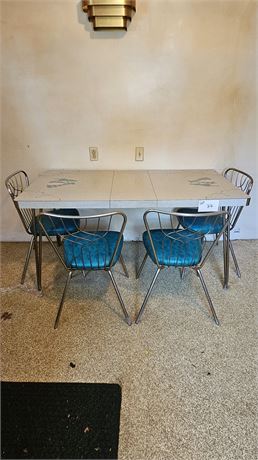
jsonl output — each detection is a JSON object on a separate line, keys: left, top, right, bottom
{"left": 229, "top": 239, "right": 241, "bottom": 278}
{"left": 196, "top": 269, "right": 220, "bottom": 326}
{"left": 21, "top": 236, "right": 34, "bottom": 284}
{"left": 107, "top": 270, "right": 132, "bottom": 326}
{"left": 82, "top": 270, "right": 91, "bottom": 279}
{"left": 223, "top": 228, "right": 230, "bottom": 289}
{"left": 136, "top": 252, "right": 148, "bottom": 279}
{"left": 119, "top": 254, "right": 129, "bottom": 278}
{"left": 135, "top": 268, "right": 161, "bottom": 324}
{"left": 54, "top": 270, "right": 72, "bottom": 329}
{"left": 180, "top": 267, "right": 186, "bottom": 280}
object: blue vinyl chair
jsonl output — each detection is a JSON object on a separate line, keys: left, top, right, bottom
{"left": 176, "top": 168, "right": 254, "bottom": 279}
{"left": 5, "top": 170, "right": 79, "bottom": 286}
{"left": 135, "top": 209, "right": 229, "bottom": 326}
{"left": 39, "top": 211, "right": 132, "bottom": 328}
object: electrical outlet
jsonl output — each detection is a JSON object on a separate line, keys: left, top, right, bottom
{"left": 135, "top": 147, "right": 144, "bottom": 161}
{"left": 89, "top": 147, "right": 98, "bottom": 161}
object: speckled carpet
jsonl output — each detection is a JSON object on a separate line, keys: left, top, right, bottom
{"left": 1, "top": 240, "right": 257, "bottom": 460}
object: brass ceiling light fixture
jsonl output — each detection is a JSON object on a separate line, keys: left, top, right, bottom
{"left": 82, "top": 0, "right": 136, "bottom": 31}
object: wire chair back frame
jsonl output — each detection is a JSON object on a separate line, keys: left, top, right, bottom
{"left": 39, "top": 211, "right": 127, "bottom": 272}
{"left": 38, "top": 211, "right": 131, "bottom": 328}
{"left": 223, "top": 167, "right": 253, "bottom": 231}
{"left": 5, "top": 170, "right": 34, "bottom": 235}
{"left": 143, "top": 209, "right": 230, "bottom": 271}
{"left": 135, "top": 209, "right": 230, "bottom": 326}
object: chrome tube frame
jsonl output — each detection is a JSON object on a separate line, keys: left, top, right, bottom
{"left": 119, "top": 254, "right": 129, "bottom": 278}
{"left": 229, "top": 239, "right": 241, "bottom": 278}
{"left": 39, "top": 211, "right": 131, "bottom": 327}
{"left": 135, "top": 268, "right": 161, "bottom": 324}
{"left": 32, "top": 209, "right": 42, "bottom": 291}
{"left": 136, "top": 209, "right": 230, "bottom": 325}
{"left": 143, "top": 209, "right": 229, "bottom": 270}
{"left": 21, "top": 236, "right": 34, "bottom": 285}
{"left": 108, "top": 270, "right": 132, "bottom": 325}
{"left": 196, "top": 268, "right": 220, "bottom": 326}
{"left": 5, "top": 170, "right": 44, "bottom": 290}
{"left": 223, "top": 168, "right": 253, "bottom": 279}
{"left": 136, "top": 252, "right": 148, "bottom": 279}
{"left": 54, "top": 271, "right": 73, "bottom": 329}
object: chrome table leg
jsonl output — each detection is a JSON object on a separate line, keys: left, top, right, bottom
{"left": 32, "top": 210, "right": 42, "bottom": 291}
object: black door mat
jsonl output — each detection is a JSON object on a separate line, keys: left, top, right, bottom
{"left": 1, "top": 381, "right": 121, "bottom": 459}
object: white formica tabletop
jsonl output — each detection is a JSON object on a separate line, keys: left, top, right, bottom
{"left": 16, "top": 169, "right": 249, "bottom": 209}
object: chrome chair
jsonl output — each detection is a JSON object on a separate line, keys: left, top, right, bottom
{"left": 39, "top": 211, "right": 132, "bottom": 328}
{"left": 135, "top": 209, "right": 230, "bottom": 325}
{"left": 137, "top": 169, "right": 253, "bottom": 285}
{"left": 176, "top": 168, "right": 253, "bottom": 279}
{"left": 5, "top": 170, "right": 79, "bottom": 289}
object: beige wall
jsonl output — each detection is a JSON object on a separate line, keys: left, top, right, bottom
{"left": 1, "top": 0, "right": 257, "bottom": 240}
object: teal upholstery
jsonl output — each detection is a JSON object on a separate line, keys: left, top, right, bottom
{"left": 177, "top": 208, "right": 224, "bottom": 234}
{"left": 63, "top": 231, "right": 123, "bottom": 270}
{"left": 32, "top": 209, "right": 79, "bottom": 236}
{"left": 143, "top": 229, "right": 202, "bottom": 267}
